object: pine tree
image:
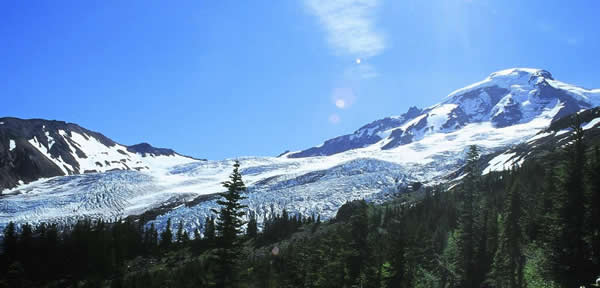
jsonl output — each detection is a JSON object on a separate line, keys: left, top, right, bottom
{"left": 455, "top": 145, "right": 481, "bottom": 288}
{"left": 385, "top": 218, "right": 406, "bottom": 287}
{"left": 246, "top": 211, "right": 258, "bottom": 239}
{"left": 589, "top": 146, "right": 600, "bottom": 269}
{"left": 347, "top": 200, "right": 369, "bottom": 286}
{"left": 159, "top": 218, "right": 173, "bottom": 251}
{"left": 556, "top": 115, "right": 588, "bottom": 286}
{"left": 18, "top": 223, "right": 33, "bottom": 276}
{"left": 176, "top": 220, "right": 185, "bottom": 245}
{"left": 3, "top": 222, "right": 17, "bottom": 264}
{"left": 211, "top": 160, "right": 248, "bottom": 288}
{"left": 204, "top": 216, "right": 215, "bottom": 242}
{"left": 490, "top": 178, "right": 525, "bottom": 288}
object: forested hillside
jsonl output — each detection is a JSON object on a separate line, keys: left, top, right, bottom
{"left": 2, "top": 119, "right": 600, "bottom": 288}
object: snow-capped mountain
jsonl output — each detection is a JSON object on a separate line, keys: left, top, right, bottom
{"left": 0, "top": 118, "right": 198, "bottom": 190}
{"left": 1, "top": 68, "right": 599, "bottom": 235}
{"left": 289, "top": 68, "right": 600, "bottom": 157}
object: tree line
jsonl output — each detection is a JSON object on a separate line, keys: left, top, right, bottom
{"left": 2, "top": 118, "right": 600, "bottom": 287}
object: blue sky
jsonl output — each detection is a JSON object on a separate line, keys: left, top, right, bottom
{"left": 1, "top": 0, "right": 599, "bottom": 159}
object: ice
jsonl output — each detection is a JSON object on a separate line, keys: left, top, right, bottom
{"left": 1, "top": 67, "right": 597, "bottom": 236}
{"left": 9, "top": 139, "right": 16, "bottom": 151}
{"left": 0, "top": 110, "right": 555, "bottom": 235}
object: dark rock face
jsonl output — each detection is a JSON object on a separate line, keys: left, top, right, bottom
{"left": 0, "top": 117, "right": 191, "bottom": 192}
{"left": 381, "top": 105, "right": 469, "bottom": 150}
{"left": 127, "top": 143, "right": 176, "bottom": 157}
{"left": 288, "top": 106, "right": 422, "bottom": 158}
{"left": 535, "top": 80, "right": 592, "bottom": 121}
{"left": 0, "top": 118, "right": 113, "bottom": 190}
{"left": 381, "top": 113, "right": 429, "bottom": 150}
{"left": 448, "top": 86, "right": 510, "bottom": 120}
{"left": 491, "top": 96, "right": 523, "bottom": 128}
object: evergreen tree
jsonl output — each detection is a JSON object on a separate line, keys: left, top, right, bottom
{"left": 455, "top": 145, "right": 481, "bottom": 288}
{"left": 2, "top": 222, "right": 17, "bottom": 264}
{"left": 556, "top": 115, "right": 588, "bottom": 286}
{"left": 176, "top": 220, "right": 185, "bottom": 245}
{"left": 204, "top": 216, "right": 216, "bottom": 242}
{"left": 211, "top": 160, "right": 248, "bottom": 288}
{"left": 17, "top": 223, "right": 33, "bottom": 276}
{"left": 490, "top": 178, "right": 525, "bottom": 288}
{"left": 589, "top": 146, "right": 600, "bottom": 269}
{"left": 246, "top": 211, "right": 258, "bottom": 239}
{"left": 159, "top": 218, "right": 173, "bottom": 251}
{"left": 345, "top": 200, "right": 369, "bottom": 286}
{"left": 385, "top": 218, "right": 406, "bottom": 287}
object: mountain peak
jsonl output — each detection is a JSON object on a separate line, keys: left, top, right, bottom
{"left": 488, "top": 68, "right": 553, "bottom": 80}
{"left": 289, "top": 68, "right": 599, "bottom": 157}
{"left": 0, "top": 118, "right": 199, "bottom": 190}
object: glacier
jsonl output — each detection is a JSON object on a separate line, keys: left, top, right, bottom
{"left": 1, "top": 68, "right": 599, "bottom": 236}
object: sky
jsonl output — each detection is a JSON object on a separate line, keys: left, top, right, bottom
{"left": 1, "top": 0, "right": 599, "bottom": 159}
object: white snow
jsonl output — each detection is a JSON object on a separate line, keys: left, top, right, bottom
{"left": 45, "top": 131, "right": 55, "bottom": 150}
{"left": 0, "top": 110, "right": 558, "bottom": 234}
{"left": 556, "top": 129, "right": 570, "bottom": 137}
{"left": 583, "top": 117, "right": 600, "bottom": 130}
{"left": 9, "top": 140, "right": 16, "bottom": 151}
{"left": 527, "top": 131, "right": 552, "bottom": 143}
{"left": 1, "top": 67, "right": 597, "bottom": 235}
{"left": 427, "top": 104, "right": 457, "bottom": 131}
{"left": 28, "top": 136, "right": 73, "bottom": 175}
{"left": 483, "top": 152, "right": 517, "bottom": 174}
{"left": 446, "top": 68, "right": 542, "bottom": 100}
{"left": 400, "top": 113, "right": 427, "bottom": 131}
{"left": 546, "top": 79, "right": 600, "bottom": 106}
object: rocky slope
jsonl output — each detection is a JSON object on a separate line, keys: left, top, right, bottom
{"left": 0, "top": 118, "right": 197, "bottom": 190}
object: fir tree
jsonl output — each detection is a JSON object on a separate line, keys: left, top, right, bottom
{"left": 490, "top": 178, "right": 525, "bottom": 288}
{"left": 159, "top": 218, "right": 173, "bottom": 251}
{"left": 246, "top": 210, "right": 258, "bottom": 239}
{"left": 556, "top": 115, "right": 588, "bottom": 286}
{"left": 204, "top": 216, "right": 216, "bottom": 242}
{"left": 589, "top": 146, "right": 600, "bottom": 269}
{"left": 455, "top": 145, "right": 481, "bottom": 288}
{"left": 2, "top": 222, "right": 17, "bottom": 264}
{"left": 176, "top": 220, "right": 185, "bottom": 245}
{"left": 211, "top": 160, "right": 248, "bottom": 288}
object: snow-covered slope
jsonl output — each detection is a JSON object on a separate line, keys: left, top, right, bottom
{"left": 1, "top": 68, "right": 599, "bottom": 235}
{"left": 291, "top": 68, "right": 600, "bottom": 156}
{"left": 0, "top": 118, "right": 198, "bottom": 190}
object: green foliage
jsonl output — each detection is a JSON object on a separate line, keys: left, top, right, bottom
{"left": 455, "top": 145, "right": 481, "bottom": 288}
{"left": 246, "top": 211, "right": 258, "bottom": 239}
{"left": 212, "top": 160, "right": 248, "bottom": 287}
{"left": 159, "top": 218, "right": 173, "bottom": 250}
{"left": 523, "top": 243, "right": 560, "bottom": 288}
